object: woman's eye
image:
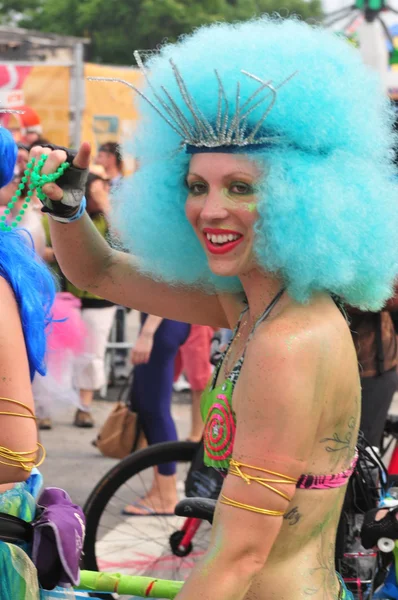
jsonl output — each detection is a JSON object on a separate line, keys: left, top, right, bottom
{"left": 188, "top": 182, "right": 208, "bottom": 196}
{"left": 229, "top": 182, "right": 254, "bottom": 195}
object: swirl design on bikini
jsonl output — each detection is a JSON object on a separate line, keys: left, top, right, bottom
{"left": 204, "top": 394, "right": 236, "bottom": 465}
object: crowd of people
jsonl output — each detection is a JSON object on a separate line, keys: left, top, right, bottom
{"left": 0, "top": 14, "right": 398, "bottom": 600}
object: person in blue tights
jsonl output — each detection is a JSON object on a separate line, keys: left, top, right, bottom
{"left": 123, "top": 313, "right": 190, "bottom": 516}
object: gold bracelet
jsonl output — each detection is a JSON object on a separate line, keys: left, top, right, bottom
{"left": 0, "top": 397, "right": 45, "bottom": 472}
{"left": 220, "top": 457, "right": 298, "bottom": 516}
{"left": 221, "top": 494, "right": 285, "bottom": 516}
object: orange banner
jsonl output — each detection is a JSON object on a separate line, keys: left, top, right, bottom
{"left": 0, "top": 64, "right": 70, "bottom": 146}
{"left": 0, "top": 62, "right": 143, "bottom": 155}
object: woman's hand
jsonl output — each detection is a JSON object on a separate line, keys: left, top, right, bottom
{"left": 131, "top": 332, "right": 154, "bottom": 365}
{"left": 28, "top": 142, "right": 91, "bottom": 220}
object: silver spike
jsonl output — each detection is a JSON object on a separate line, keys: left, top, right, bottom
{"left": 239, "top": 78, "right": 274, "bottom": 116}
{"left": 160, "top": 86, "right": 195, "bottom": 139}
{"left": 215, "top": 71, "right": 223, "bottom": 135}
{"left": 226, "top": 81, "right": 241, "bottom": 143}
{"left": 169, "top": 60, "right": 217, "bottom": 142}
{"left": 246, "top": 85, "right": 277, "bottom": 143}
{"left": 214, "top": 71, "right": 229, "bottom": 144}
{"left": 240, "top": 71, "right": 297, "bottom": 140}
{"left": 88, "top": 58, "right": 296, "bottom": 151}
{"left": 133, "top": 51, "right": 193, "bottom": 136}
{"left": 87, "top": 76, "right": 185, "bottom": 138}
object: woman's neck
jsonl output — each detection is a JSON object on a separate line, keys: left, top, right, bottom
{"left": 238, "top": 268, "right": 287, "bottom": 324}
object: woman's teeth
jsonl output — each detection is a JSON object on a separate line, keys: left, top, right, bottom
{"left": 206, "top": 233, "right": 240, "bottom": 244}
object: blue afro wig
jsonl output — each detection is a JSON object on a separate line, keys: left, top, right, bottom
{"left": 113, "top": 16, "right": 398, "bottom": 310}
{"left": 0, "top": 127, "right": 17, "bottom": 188}
{"left": 0, "top": 229, "right": 55, "bottom": 380}
{"left": 0, "top": 127, "right": 55, "bottom": 379}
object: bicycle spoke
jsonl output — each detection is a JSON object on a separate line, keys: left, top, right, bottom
{"left": 84, "top": 441, "right": 212, "bottom": 598}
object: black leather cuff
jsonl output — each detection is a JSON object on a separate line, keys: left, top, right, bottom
{"left": 37, "top": 144, "right": 88, "bottom": 218}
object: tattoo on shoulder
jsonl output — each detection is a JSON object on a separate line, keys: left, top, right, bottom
{"left": 284, "top": 506, "right": 302, "bottom": 526}
{"left": 320, "top": 396, "right": 359, "bottom": 462}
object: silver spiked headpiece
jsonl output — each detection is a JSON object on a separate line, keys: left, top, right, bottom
{"left": 88, "top": 50, "right": 297, "bottom": 153}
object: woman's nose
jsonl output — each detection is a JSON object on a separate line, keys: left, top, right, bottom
{"left": 200, "top": 191, "right": 229, "bottom": 221}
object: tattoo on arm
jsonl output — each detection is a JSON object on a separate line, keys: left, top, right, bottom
{"left": 320, "top": 397, "right": 358, "bottom": 462}
{"left": 284, "top": 506, "right": 302, "bottom": 526}
{"left": 304, "top": 540, "right": 337, "bottom": 600}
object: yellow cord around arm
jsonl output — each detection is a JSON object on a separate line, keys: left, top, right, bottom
{"left": 220, "top": 458, "right": 298, "bottom": 516}
{"left": 0, "top": 396, "right": 45, "bottom": 472}
{"left": 0, "top": 397, "right": 35, "bottom": 418}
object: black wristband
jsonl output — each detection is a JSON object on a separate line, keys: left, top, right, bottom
{"left": 37, "top": 144, "right": 88, "bottom": 218}
{"left": 41, "top": 203, "right": 79, "bottom": 219}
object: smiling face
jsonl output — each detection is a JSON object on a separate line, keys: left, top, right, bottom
{"left": 185, "top": 153, "right": 263, "bottom": 278}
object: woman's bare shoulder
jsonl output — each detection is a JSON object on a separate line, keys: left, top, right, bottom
{"left": 0, "top": 276, "right": 26, "bottom": 347}
{"left": 243, "top": 294, "right": 352, "bottom": 387}
{"left": 0, "top": 276, "right": 19, "bottom": 315}
{"left": 266, "top": 294, "right": 350, "bottom": 345}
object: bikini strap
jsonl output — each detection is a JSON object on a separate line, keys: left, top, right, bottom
{"left": 226, "top": 288, "right": 285, "bottom": 382}
{"left": 210, "top": 303, "right": 249, "bottom": 387}
{"left": 243, "top": 287, "right": 285, "bottom": 352}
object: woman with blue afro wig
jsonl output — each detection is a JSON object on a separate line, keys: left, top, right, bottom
{"left": 32, "top": 15, "right": 398, "bottom": 600}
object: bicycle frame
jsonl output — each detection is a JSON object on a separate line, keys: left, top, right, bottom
{"left": 177, "top": 517, "right": 202, "bottom": 552}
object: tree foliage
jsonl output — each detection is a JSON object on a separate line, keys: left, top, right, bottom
{"left": 0, "top": 0, "right": 322, "bottom": 64}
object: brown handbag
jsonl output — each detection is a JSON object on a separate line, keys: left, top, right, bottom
{"left": 95, "top": 372, "right": 147, "bottom": 459}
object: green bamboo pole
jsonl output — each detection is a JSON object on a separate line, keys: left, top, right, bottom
{"left": 77, "top": 570, "right": 184, "bottom": 598}
{"left": 393, "top": 544, "right": 398, "bottom": 583}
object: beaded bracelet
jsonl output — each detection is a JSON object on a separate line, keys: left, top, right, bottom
{"left": 0, "top": 154, "right": 70, "bottom": 232}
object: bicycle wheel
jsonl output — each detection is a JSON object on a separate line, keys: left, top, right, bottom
{"left": 83, "top": 441, "right": 211, "bottom": 599}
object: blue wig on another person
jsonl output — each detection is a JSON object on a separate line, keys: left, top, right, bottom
{"left": 112, "top": 16, "right": 398, "bottom": 310}
{"left": 0, "top": 126, "right": 55, "bottom": 379}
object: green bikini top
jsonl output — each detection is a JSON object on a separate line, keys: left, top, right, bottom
{"left": 201, "top": 289, "right": 285, "bottom": 470}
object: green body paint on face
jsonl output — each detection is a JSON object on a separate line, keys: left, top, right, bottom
{"left": 221, "top": 188, "right": 258, "bottom": 212}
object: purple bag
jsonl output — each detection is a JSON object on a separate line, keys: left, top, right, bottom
{"left": 31, "top": 487, "right": 85, "bottom": 590}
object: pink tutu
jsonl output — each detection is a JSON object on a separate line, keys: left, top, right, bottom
{"left": 47, "top": 292, "right": 86, "bottom": 359}
{"left": 32, "top": 293, "right": 87, "bottom": 416}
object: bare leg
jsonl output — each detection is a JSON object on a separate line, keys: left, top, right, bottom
{"left": 124, "top": 468, "right": 178, "bottom": 515}
{"left": 74, "top": 389, "right": 94, "bottom": 427}
{"left": 80, "top": 389, "right": 94, "bottom": 408}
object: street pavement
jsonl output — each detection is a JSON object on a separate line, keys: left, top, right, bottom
{"left": 39, "top": 388, "right": 192, "bottom": 509}
{"left": 40, "top": 308, "right": 192, "bottom": 508}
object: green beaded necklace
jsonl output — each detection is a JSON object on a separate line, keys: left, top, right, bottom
{"left": 0, "top": 154, "right": 69, "bottom": 232}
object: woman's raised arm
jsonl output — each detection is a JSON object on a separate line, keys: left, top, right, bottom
{"left": 32, "top": 144, "right": 234, "bottom": 328}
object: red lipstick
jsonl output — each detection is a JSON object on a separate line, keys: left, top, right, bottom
{"left": 203, "top": 228, "right": 243, "bottom": 255}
